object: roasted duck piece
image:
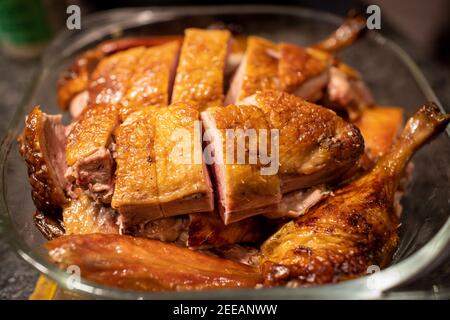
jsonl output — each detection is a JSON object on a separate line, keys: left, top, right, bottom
{"left": 260, "top": 102, "right": 450, "bottom": 286}
{"left": 203, "top": 91, "right": 364, "bottom": 223}
{"left": 225, "top": 36, "right": 279, "bottom": 104}
{"left": 57, "top": 36, "right": 181, "bottom": 112}
{"left": 171, "top": 28, "right": 231, "bottom": 109}
{"left": 66, "top": 41, "right": 180, "bottom": 119}
{"left": 322, "top": 64, "right": 374, "bottom": 121}
{"left": 18, "top": 106, "right": 68, "bottom": 213}
{"left": 112, "top": 103, "right": 213, "bottom": 232}
{"left": 202, "top": 103, "right": 281, "bottom": 224}
{"left": 276, "top": 44, "right": 330, "bottom": 102}
{"left": 240, "top": 90, "right": 364, "bottom": 193}
{"left": 226, "top": 16, "right": 372, "bottom": 120}
{"left": 65, "top": 104, "right": 119, "bottom": 203}
{"left": 89, "top": 41, "right": 180, "bottom": 119}
{"left": 153, "top": 103, "right": 214, "bottom": 216}
{"left": 47, "top": 234, "right": 262, "bottom": 291}
{"left": 112, "top": 108, "right": 161, "bottom": 223}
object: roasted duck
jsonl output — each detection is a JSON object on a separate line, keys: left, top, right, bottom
{"left": 226, "top": 14, "right": 373, "bottom": 120}
{"left": 261, "top": 103, "right": 450, "bottom": 286}
{"left": 47, "top": 234, "right": 261, "bottom": 291}
{"left": 17, "top": 17, "right": 450, "bottom": 293}
{"left": 202, "top": 90, "right": 364, "bottom": 224}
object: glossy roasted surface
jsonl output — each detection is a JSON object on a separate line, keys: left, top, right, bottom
{"left": 172, "top": 28, "right": 230, "bottom": 109}
{"left": 187, "top": 212, "right": 263, "bottom": 248}
{"left": 111, "top": 109, "right": 160, "bottom": 216}
{"left": 355, "top": 106, "right": 404, "bottom": 158}
{"left": 18, "top": 107, "right": 67, "bottom": 213}
{"left": 66, "top": 104, "right": 119, "bottom": 166}
{"left": 234, "top": 37, "right": 279, "bottom": 102}
{"left": 154, "top": 103, "right": 213, "bottom": 214}
{"left": 246, "top": 90, "right": 364, "bottom": 179}
{"left": 120, "top": 41, "right": 180, "bottom": 117}
{"left": 278, "top": 44, "right": 330, "bottom": 92}
{"left": 57, "top": 36, "right": 181, "bottom": 110}
{"left": 112, "top": 104, "right": 213, "bottom": 221}
{"left": 47, "top": 234, "right": 262, "bottom": 291}
{"left": 202, "top": 104, "right": 281, "bottom": 223}
{"left": 261, "top": 103, "right": 450, "bottom": 286}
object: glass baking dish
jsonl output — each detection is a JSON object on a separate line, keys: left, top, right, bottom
{"left": 0, "top": 5, "right": 449, "bottom": 299}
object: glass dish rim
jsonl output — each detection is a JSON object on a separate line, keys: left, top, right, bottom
{"left": 0, "top": 5, "right": 449, "bottom": 300}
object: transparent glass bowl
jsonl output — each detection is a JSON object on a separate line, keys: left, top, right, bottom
{"left": 0, "top": 5, "right": 449, "bottom": 299}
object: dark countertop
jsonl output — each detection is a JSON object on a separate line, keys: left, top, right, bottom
{"left": 0, "top": 56, "right": 41, "bottom": 299}
{"left": 0, "top": 20, "right": 449, "bottom": 300}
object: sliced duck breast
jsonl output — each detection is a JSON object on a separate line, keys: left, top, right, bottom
{"left": 171, "top": 28, "right": 231, "bottom": 110}
{"left": 18, "top": 106, "right": 68, "bottom": 213}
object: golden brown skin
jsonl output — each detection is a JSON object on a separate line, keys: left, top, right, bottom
{"left": 201, "top": 104, "right": 281, "bottom": 224}
{"left": 47, "top": 234, "right": 262, "bottom": 292}
{"left": 153, "top": 103, "right": 214, "bottom": 216}
{"left": 241, "top": 90, "right": 364, "bottom": 192}
{"left": 18, "top": 107, "right": 67, "bottom": 213}
{"left": 57, "top": 36, "right": 182, "bottom": 110}
{"left": 171, "top": 29, "right": 231, "bottom": 110}
{"left": 238, "top": 36, "right": 279, "bottom": 98}
{"left": 88, "top": 46, "right": 146, "bottom": 107}
{"left": 66, "top": 104, "right": 119, "bottom": 166}
{"left": 355, "top": 106, "right": 404, "bottom": 159}
{"left": 120, "top": 41, "right": 180, "bottom": 118}
{"left": 87, "top": 41, "right": 180, "bottom": 119}
{"left": 112, "top": 103, "right": 213, "bottom": 227}
{"left": 112, "top": 109, "right": 161, "bottom": 221}
{"left": 278, "top": 44, "right": 330, "bottom": 93}
{"left": 261, "top": 102, "right": 450, "bottom": 286}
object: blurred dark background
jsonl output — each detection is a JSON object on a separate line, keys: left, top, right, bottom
{"left": 0, "top": 0, "right": 449, "bottom": 299}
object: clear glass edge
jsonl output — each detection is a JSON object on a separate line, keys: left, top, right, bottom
{"left": 0, "top": 5, "right": 448, "bottom": 299}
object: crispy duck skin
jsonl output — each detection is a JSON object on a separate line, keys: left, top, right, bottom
{"left": 89, "top": 46, "right": 147, "bottom": 107}
{"left": 66, "top": 104, "right": 119, "bottom": 167}
{"left": 69, "top": 41, "right": 180, "bottom": 121}
{"left": 112, "top": 104, "right": 213, "bottom": 229}
{"left": 47, "top": 234, "right": 262, "bottom": 291}
{"left": 201, "top": 104, "right": 281, "bottom": 224}
{"left": 225, "top": 36, "right": 279, "bottom": 105}
{"left": 240, "top": 90, "right": 365, "bottom": 193}
{"left": 57, "top": 36, "right": 182, "bottom": 110}
{"left": 112, "top": 109, "right": 162, "bottom": 224}
{"left": 171, "top": 28, "right": 231, "bottom": 110}
{"left": 225, "top": 16, "right": 371, "bottom": 118}
{"left": 120, "top": 41, "right": 181, "bottom": 118}
{"left": 153, "top": 103, "right": 214, "bottom": 216}
{"left": 261, "top": 102, "right": 450, "bottom": 286}
{"left": 18, "top": 106, "right": 68, "bottom": 213}
{"left": 339, "top": 106, "right": 405, "bottom": 182}
{"left": 277, "top": 44, "right": 330, "bottom": 100}
{"left": 65, "top": 104, "right": 119, "bottom": 203}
